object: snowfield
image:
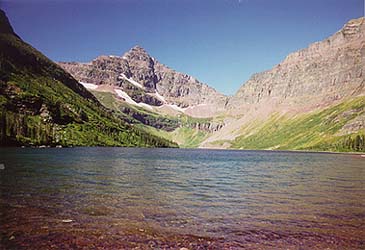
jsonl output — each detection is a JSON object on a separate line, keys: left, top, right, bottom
{"left": 154, "top": 91, "right": 167, "bottom": 103}
{"left": 168, "top": 104, "right": 187, "bottom": 113}
{"left": 138, "top": 102, "right": 153, "bottom": 110}
{"left": 115, "top": 89, "right": 153, "bottom": 110}
{"left": 115, "top": 89, "right": 139, "bottom": 106}
{"left": 79, "top": 82, "right": 98, "bottom": 90}
{"left": 120, "top": 74, "right": 144, "bottom": 89}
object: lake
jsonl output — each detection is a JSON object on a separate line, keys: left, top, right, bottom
{"left": 0, "top": 148, "right": 364, "bottom": 249}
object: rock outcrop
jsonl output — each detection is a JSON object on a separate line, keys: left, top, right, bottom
{"left": 189, "top": 121, "right": 225, "bottom": 133}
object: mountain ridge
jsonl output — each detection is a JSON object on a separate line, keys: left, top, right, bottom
{"left": 59, "top": 45, "right": 228, "bottom": 117}
{"left": 59, "top": 45, "right": 228, "bottom": 118}
{"left": 229, "top": 17, "right": 365, "bottom": 110}
{"left": 0, "top": 9, "right": 176, "bottom": 147}
{"left": 57, "top": 16, "right": 365, "bottom": 151}
{"left": 60, "top": 17, "right": 365, "bottom": 116}
{"left": 3, "top": 7, "right": 364, "bottom": 151}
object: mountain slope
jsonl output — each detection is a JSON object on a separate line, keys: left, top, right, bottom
{"left": 58, "top": 45, "right": 227, "bottom": 147}
{"left": 0, "top": 9, "right": 176, "bottom": 147}
{"left": 202, "top": 17, "right": 365, "bottom": 152}
{"left": 217, "top": 96, "right": 365, "bottom": 152}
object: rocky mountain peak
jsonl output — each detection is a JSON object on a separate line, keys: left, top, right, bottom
{"left": 59, "top": 46, "right": 227, "bottom": 113}
{"left": 122, "top": 45, "right": 152, "bottom": 61}
{"left": 121, "top": 45, "right": 156, "bottom": 90}
{"left": 341, "top": 17, "right": 364, "bottom": 39}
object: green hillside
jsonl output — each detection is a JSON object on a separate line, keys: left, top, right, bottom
{"left": 230, "top": 96, "right": 365, "bottom": 152}
{"left": 0, "top": 10, "right": 176, "bottom": 148}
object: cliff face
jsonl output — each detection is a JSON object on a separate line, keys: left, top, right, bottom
{"left": 59, "top": 46, "right": 227, "bottom": 110}
{"left": 229, "top": 17, "right": 365, "bottom": 110}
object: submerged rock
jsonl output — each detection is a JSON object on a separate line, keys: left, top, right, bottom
{"left": 61, "top": 219, "right": 73, "bottom": 223}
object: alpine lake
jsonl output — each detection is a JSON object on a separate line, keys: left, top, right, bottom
{"left": 0, "top": 147, "right": 364, "bottom": 249}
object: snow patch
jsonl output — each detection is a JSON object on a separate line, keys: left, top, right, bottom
{"left": 120, "top": 74, "right": 144, "bottom": 89}
{"left": 168, "top": 104, "right": 187, "bottom": 113}
{"left": 154, "top": 91, "right": 166, "bottom": 103}
{"left": 79, "top": 82, "right": 98, "bottom": 90}
{"left": 115, "top": 89, "right": 139, "bottom": 106}
{"left": 138, "top": 103, "right": 153, "bottom": 110}
{"left": 115, "top": 89, "right": 154, "bottom": 110}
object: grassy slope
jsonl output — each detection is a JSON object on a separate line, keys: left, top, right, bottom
{"left": 0, "top": 13, "right": 176, "bottom": 148}
{"left": 92, "top": 91, "right": 211, "bottom": 148}
{"left": 143, "top": 126, "right": 210, "bottom": 148}
{"left": 230, "top": 96, "right": 365, "bottom": 152}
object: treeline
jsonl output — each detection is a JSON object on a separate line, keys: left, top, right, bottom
{"left": 119, "top": 106, "right": 180, "bottom": 132}
{"left": 339, "top": 134, "right": 365, "bottom": 152}
{"left": 0, "top": 108, "right": 177, "bottom": 147}
{"left": 0, "top": 109, "right": 52, "bottom": 146}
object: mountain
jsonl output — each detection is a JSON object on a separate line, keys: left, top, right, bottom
{"left": 229, "top": 17, "right": 365, "bottom": 110}
{"left": 58, "top": 46, "right": 228, "bottom": 148}
{"left": 58, "top": 17, "right": 365, "bottom": 152}
{"left": 59, "top": 46, "right": 228, "bottom": 118}
{"left": 201, "top": 17, "right": 365, "bottom": 152}
{"left": 48, "top": 15, "right": 365, "bottom": 152}
{"left": 0, "top": 9, "right": 176, "bottom": 147}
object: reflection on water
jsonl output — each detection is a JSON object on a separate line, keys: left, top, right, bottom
{"left": 0, "top": 148, "right": 364, "bottom": 249}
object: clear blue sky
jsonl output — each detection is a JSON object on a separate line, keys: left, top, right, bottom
{"left": 1, "top": 0, "right": 363, "bottom": 95}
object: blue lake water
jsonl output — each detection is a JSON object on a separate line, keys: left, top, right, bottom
{"left": 0, "top": 147, "right": 364, "bottom": 249}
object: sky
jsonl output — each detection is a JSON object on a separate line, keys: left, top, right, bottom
{"left": 1, "top": 0, "right": 363, "bottom": 95}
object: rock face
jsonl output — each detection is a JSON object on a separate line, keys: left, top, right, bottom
{"left": 229, "top": 17, "right": 365, "bottom": 111}
{"left": 189, "top": 121, "right": 225, "bottom": 133}
{"left": 59, "top": 46, "right": 227, "bottom": 110}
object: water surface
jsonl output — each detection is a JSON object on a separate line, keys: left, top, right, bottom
{"left": 1, "top": 148, "right": 364, "bottom": 249}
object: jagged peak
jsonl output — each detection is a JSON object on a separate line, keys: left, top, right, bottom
{"left": 343, "top": 17, "right": 364, "bottom": 27}
{"left": 131, "top": 45, "right": 145, "bottom": 51}
{"left": 93, "top": 54, "right": 121, "bottom": 61}
{"left": 340, "top": 16, "right": 364, "bottom": 37}
{"left": 122, "top": 45, "right": 152, "bottom": 60}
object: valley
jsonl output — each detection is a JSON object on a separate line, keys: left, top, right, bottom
{"left": 1, "top": 6, "right": 364, "bottom": 152}
{"left": 1, "top": 4, "right": 365, "bottom": 250}
{"left": 58, "top": 17, "right": 365, "bottom": 152}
